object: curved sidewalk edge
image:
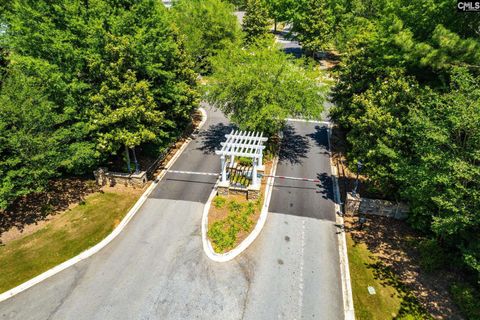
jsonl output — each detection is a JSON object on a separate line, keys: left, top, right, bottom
{"left": 0, "top": 107, "right": 208, "bottom": 303}
{"left": 202, "top": 156, "right": 279, "bottom": 263}
{"left": 326, "top": 123, "right": 356, "bottom": 320}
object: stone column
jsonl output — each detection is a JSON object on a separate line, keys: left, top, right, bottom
{"left": 345, "top": 192, "right": 361, "bottom": 216}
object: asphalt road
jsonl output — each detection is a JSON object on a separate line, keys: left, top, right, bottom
{"left": 0, "top": 107, "right": 343, "bottom": 320}
{"left": 242, "top": 120, "right": 343, "bottom": 319}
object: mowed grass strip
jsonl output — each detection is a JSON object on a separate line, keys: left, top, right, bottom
{"left": 347, "top": 235, "right": 432, "bottom": 320}
{"left": 347, "top": 234, "right": 401, "bottom": 319}
{"left": 0, "top": 189, "right": 141, "bottom": 293}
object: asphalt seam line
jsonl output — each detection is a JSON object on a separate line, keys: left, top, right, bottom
{"left": 326, "top": 123, "right": 355, "bottom": 320}
{"left": 202, "top": 155, "right": 279, "bottom": 262}
{"left": 0, "top": 107, "right": 208, "bottom": 303}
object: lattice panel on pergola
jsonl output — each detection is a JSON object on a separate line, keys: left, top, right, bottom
{"left": 215, "top": 130, "right": 267, "bottom": 159}
{"left": 215, "top": 130, "right": 268, "bottom": 187}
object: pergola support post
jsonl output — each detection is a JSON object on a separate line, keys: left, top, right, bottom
{"left": 221, "top": 155, "right": 227, "bottom": 183}
{"left": 252, "top": 158, "right": 258, "bottom": 187}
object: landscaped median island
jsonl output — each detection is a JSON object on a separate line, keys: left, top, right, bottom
{"left": 207, "top": 160, "right": 272, "bottom": 254}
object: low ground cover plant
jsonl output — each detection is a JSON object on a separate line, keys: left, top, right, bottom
{"left": 208, "top": 197, "right": 262, "bottom": 253}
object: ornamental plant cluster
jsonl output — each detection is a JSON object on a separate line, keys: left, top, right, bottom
{"left": 208, "top": 196, "right": 262, "bottom": 253}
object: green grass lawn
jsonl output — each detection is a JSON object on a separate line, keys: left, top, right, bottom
{"left": 0, "top": 189, "right": 141, "bottom": 293}
{"left": 347, "top": 234, "right": 432, "bottom": 320}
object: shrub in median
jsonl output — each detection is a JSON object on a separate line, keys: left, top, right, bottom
{"left": 208, "top": 197, "right": 262, "bottom": 253}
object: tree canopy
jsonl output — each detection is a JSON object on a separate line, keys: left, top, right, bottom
{"left": 204, "top": 40, "right": 325, "bottom": 136}
{"left": 172, "top": 0, "right": 242, "bottom": 74}
{"left": 242, "top": 0, "right": 271, "bottom": 43}
{"left": 0, "top": 0, "right": 198, "bottom": 208}
{"left": 290, "top": 0, "right": 480, "bottom": 283}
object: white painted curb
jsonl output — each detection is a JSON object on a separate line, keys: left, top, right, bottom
{"left": 326, "top": 123, "right": 355, "bottom": 320}
{"left": 285, "top": 118, "right": 331, "bottom": 125}
{"left": 202, "top": 156, "right": 279, "bottom": 262}
{"left": 0, "top": 108, "right": 208, "bottom": 302}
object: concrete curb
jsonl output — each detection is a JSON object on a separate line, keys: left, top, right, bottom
{"left": 202, "top": 156, "right": 279, "bottom": 262}
{"left": 0, "top": 107, "right": 208, "bottom": 303}
{"left": 285, "top": 118, "right": 331, "bottom": 125}
{"left": 326, "top": 123, "right": 355, "bottom": 320}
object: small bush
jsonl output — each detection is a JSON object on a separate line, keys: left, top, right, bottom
{"left": 228, "top": 200, "right": 242, "bottom": 213}
{"left": 213, "top": 196, "right": 226, "bottom": 209}
{"left": 237, "top": 157, "right": 252, "bottom": 166}
{"left": 450, "top": 282, "right": 480, "bottom": 320}
{"left": 208, "top": 220, "right": 237, "bottom": 252}
{"left": 40, "top": 204, "right": 54, "bottom": 214}
{"left": 418, "top": 239, "right": 446, "bottom": 272}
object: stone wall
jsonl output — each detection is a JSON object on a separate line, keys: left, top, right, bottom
{"left": 345, "top": 192, "right": 409, "bottom": 220}
{"left": 94, "top": 168, "right": 147, "bottom": 188}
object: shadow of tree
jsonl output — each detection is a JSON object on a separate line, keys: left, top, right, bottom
{"left": 0, "top": 179, "right": 99, "bottom": 242}
{"left": 307, "top": 125, "right": 329, "bottom": 150}
{"left": 197, "top": 123, "right": 236, "bottom": 154}
{"left": 283, "top": 47, "right": 303, "bottom": 58}
{"left": 316, "top": 172, "right": 335, "bottom": 202}
{"left": 367, "top": 261, "right": 432, "bottom": 319}
{"left": 279, "top": 124, "right": 309, "bottom": 164}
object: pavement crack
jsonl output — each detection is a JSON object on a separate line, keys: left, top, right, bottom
{"left": 46, "top": 264, "right": 87, "bottom": 320}
{"left": 237, "top": 255, "right": 254, "bottom": 320}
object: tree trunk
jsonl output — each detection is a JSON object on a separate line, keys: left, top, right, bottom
{"left": 274, "top": 18, "right": 277, "bottom": 33}
{"left": 132, "top": 147, "right": 139, "bottom": 173}
{"left": 125, "top": 145, "right": 131, "bottom": 173}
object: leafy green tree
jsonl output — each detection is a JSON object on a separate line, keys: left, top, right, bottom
{"left": 326, "top": 0, "right": 480, "bottom": 286}
{"left": 402, "top": 69, "right": 480, "bottom": 278}
{"left": 3, "top": 0, "right": 197, "bottom": 169}
{"left": 0, "top": 0, "right": 198, "bottom": 207}
{"left": 90, "top": 35, "right": 167, "bottom": 172}
{"left": 242, "top": 0, "right": 271, "bottom": 43}
{"left": 204, "top": 40, "right": 325, "bottom": 136}
{"left": 0, "top": 70, "right": 62, "bottom": 209}
{"left": 292, "top": 0, "right": 335, "bottom": 55}
{"left": 172, "top": 0, "right": 241, "bottom": 74}
{"left": 264, "top": 0, "right": 297, "bottom": 32}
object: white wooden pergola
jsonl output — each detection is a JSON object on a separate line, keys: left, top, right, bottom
{"left": 215, "top": 130, "right": 268, "bottom": 187}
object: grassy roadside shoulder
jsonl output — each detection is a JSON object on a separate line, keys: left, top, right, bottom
{"left": 347, "top": 234, "right": 432, "bottom": 320}
{"left": 0, "top": 187, "right": 142, "bottom": 293}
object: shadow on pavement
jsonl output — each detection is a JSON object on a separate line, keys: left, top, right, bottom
{"left": 317, "top": 173, "right": 335, "bottom": 202}
{"left": 279, "top": 124, "right": 310, "bottom": 165}
{"left": 283, "top": 47, "right": 303, "bottom": 58}
{"left": 197, "top": 123, "right": 236, "bottom": 154}
{"left": 306, "top": 125, "right": 330, "bottom": 151}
